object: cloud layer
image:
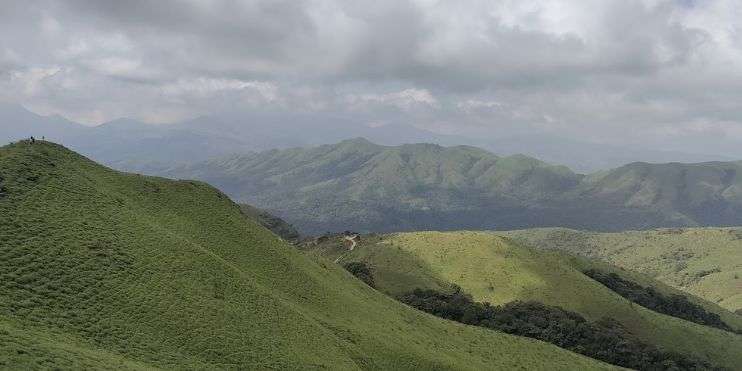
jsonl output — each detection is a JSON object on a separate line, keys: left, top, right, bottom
{"left": 2, "top": 0, "right": 742, "bottom": 155}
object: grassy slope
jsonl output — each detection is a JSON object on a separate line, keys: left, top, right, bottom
{"left": 0, "top": 142, "right": 612, "bottom": 370}
{"left": 308, "top": 232, "right": 742, "bottom": 370}
{"left": 502, "top": 227, "right": 742, "bottom": 313}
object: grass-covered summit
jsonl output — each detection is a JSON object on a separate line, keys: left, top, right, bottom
{"left": 0, "top": 141, "right": 614, "bottom": 370}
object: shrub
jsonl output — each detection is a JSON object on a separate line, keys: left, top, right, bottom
{"left": 0, "top": 176, "right": 6, "bottom": 198}
{"left": 343, "top": 262, "right": 375, "bottom": 288}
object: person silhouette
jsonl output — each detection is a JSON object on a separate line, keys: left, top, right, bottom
{"left": 30, "top": 136, "right": 35, "bottom": 144}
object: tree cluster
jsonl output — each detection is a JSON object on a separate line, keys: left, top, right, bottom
{"left": 343, "top": 262, "right": 375, "bottom": 288}
{"left": 399, "top": 288, "right": 722, "bottom": 371}
{"left": 584, "top": 269, "right": 734, "bottom": 333}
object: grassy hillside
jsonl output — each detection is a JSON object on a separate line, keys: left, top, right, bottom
{"left": 303, "top": 232, "right": 742, "bottom": 370}
{"left": 0, "top": 141, "right": 615, "bottom": 370}
{"left": 502, "top": 227, "right": 742, "bottom": 313}
{"left": 159, "top": 139, "right": 742, "bottom": 235}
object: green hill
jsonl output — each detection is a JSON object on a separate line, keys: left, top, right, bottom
{"left": 0, "top": 141, "right": 615, "bottom": 370}
{"left": 303, "top": 231, "right": 742, "bottom": 370}
{"left": 160, "top": 138, "right": 583, "bottom": 234}
{"left": 158, "top": 139, "right": 742, "bottom": 235}
{"left": 501, "top": 227, "right": 742, "bottom": 313}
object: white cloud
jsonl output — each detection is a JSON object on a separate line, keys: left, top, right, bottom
{"left": 457, "top": 99, "right": 503, "bottom": 111}
{"left": 161, "top": 78, "right": 278, "bottom": 100}
{"left": 7, "top": 67, "right": 62, "bottom": 96}
{"left": 343, "top": 88, "right": 439, "bottom": 113}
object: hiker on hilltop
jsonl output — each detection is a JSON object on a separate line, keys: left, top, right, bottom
{"left": 30, "top": 136, "right": 35, "bottom": 144}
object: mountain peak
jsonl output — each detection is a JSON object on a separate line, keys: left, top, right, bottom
{"left": 339, "top": 137, "right": 376, "bottom": 145}
{"left": 336, "top": 137, "right": 382, "bottom": 149}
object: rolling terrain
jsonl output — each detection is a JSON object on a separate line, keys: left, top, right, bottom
{"left": 0, "top": 141, "right": 618, "bottom": 370}
{"left": 502, "top": 227, "right": 742, "bottom": 313}
{"left": 161, "top": 138, "right": 742, "bottom": 235}
{"left": 303, "top": 232, "right": 742, "bottom": 370}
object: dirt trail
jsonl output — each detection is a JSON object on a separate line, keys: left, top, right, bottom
{"left": 335, "top": 235, "right": 360, "bottom": 263}
{"left": 344, "top": 235, "right": 358, "bottom": 250}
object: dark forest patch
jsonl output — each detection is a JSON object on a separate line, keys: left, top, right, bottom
{"left": 343, "top": 261, "right": 375, "bottom": 288}
{"left": 584, "top": 269, "right": 735, "bottom": 333}
{"left": 399, "top": 288, "right": 723, "bottom": 370}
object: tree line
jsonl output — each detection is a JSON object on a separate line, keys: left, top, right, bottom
{"left": 584, "top": 269, "right": 735, "bottom": 333}
{"left": 399, "top": 288, "right": 723, "bottom": 371}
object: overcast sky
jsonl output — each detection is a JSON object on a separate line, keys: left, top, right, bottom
{"left": 2, "top": 0, "right": 742, "bottom": 153}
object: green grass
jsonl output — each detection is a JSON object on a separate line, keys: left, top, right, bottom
{"left": 0, "top": 141, "right": 615, "bottom": 370}
{"left": 307, "top": 231, "right": 742, "bottom": 370}
{"left": 502, "top": 227, "right": 742, "bottom": 313}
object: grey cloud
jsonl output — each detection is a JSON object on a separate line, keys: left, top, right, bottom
{"left": 0, "top": 0, "right": 741, "bottom": 158}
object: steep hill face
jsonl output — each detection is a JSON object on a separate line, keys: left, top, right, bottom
{"left": 161, "top": 139, "right": 742, "bottom": 234}
{"left": 303, "top": 232, "right": 742, "bottom": 370}
{"left": 162, "top": 138, "right": 583, "bottom": 234}
{"left": 0, "top": 141, "right": 613, "bottom": 370}
{"left": 502, "top": 227, "right": 742, "bottom": 312}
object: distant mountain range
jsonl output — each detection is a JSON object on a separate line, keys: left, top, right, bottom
{"left": 159, "top": 138, "right": 742, "bottom": 234}
{"left": 4, "top": 103, "right": 742, "bottom": 234}
{"left": 0, "top": 103, "right": 730, "bottom": 173}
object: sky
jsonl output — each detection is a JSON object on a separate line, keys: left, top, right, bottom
{"left": 1, "top": 0, "right": 742, "bottom": 155}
